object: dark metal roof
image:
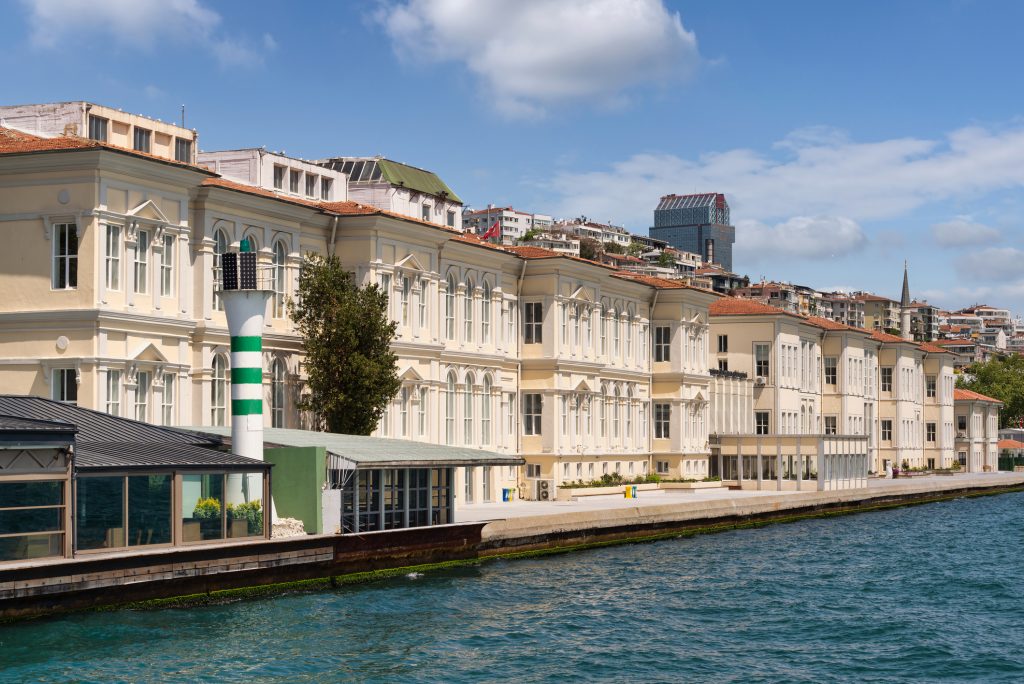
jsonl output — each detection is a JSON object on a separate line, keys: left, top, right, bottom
{"left": 0, "top": 396, "right": 218, "bottom": 446}
{"left": 76, "top": 442, "right": 270, "bottom": 472}
{"left": 0, "top": 414, "right": 77, "bottom": 433}
{"left": 0, "top": 396, "right": 267, "bottom": 471}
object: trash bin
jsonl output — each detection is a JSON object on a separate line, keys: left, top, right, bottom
{"left": 624, "top": 485, "right": 638, "bottom": 499}
{"left": 502, "top": 488, "right": 514, "bottom": 502}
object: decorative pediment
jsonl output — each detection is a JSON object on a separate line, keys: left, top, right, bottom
{"left": 571, "top": 285, "right": 595, "bottom": 303}
{"left": 399, "top": 366, "right": 425, "bottom": 382}
{"left": 396, "top": 253, "right": 427, "bottom": 272}
{"left": 574, "top": 379, "right": 593, "bottom": 393}
{"left": 127, "top": 199, "right": 169, "bottom": 224}
{"left": 129, "top": 342, "right": 169, "bottom": 363}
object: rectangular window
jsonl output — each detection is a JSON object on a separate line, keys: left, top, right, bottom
{"left": 824, "top": 357, "right": 837, "bottom": 386}
{"left": 135, "top": 371, "right": 151, "bottom": 423}
{"left": 881, "top": 419, "right": 893, "bottom": 441}
{"left": 418, "top": 277, "right": 428, "bottom": 329}
{"left": 755, "top": 411, "right": 770, "bottom": 435}
{"left": 105, "top": 225, "right": 121, "bottom": 290}
{"left": 957, "top": 415, "right": 967, "bottom": 432}
{"left": 320, "top": 177, "right": 332, "bottom": 200}
{"left": 162, "top": 373, "right": 175, "bottom": 426}
{"left": 926, "top": 376, "right": 936, "bottom": 398}
{"left": 106, "top": 370, "right": 122, "bottom": 416}
{"left": 418, "top": 387, "right": 428, "bottom": 437}
{"left": 273, "top": 165, "right": 286, "bottom": 190}
{"left": 133, "top": 127, "right": 151, "bottom": 153}
{"left": 824, "top": 416, "right": 837, "bottom": 435}
{"left": 422, "top": 204, "right": 431, "bottom": 222}
{"left": 51, "top": 368, "right": 77, "bottom": 404}
{"left": 88, "top": 115, "right": 108, "bottom": 142}
{"left": 134, "top": 231, "right": 150, "bottom": 294}
{"left": 507, "top": 393, "right": 516, "bottom": 436}
{"left": 718, "top": 359, "right": 729, "bottom": 372}
{"left": 755, "top": 343, "right": 770, "bottom": 379}
{"left": 52, "top": 223, "right": 78, "bottom": 289}
{"left": 160, "top": 234, "right": 174, "bottom": 296}
{"left": 379, "top": 273, "right": 392, "bottom": 320}
{"left": 289, "top": 169, "right": 301, "bottom": 193}
{"left": 447, "top": 210, "right": 456, "bottom": 228}
{"left": 656, "top": 460, "right": 670, "bottom": 475}
{"left": 524, "top": 302, "right": 543, "bottom": 344}
{"left": 523, "top": 393, "right": 542, "bottom": 436}
{"left": 401, "top": 276, "right": 411, "bottom": 326}
{"left": 881, "top": 367, "right": 893, "bottom": 393}
{"left": 654, "top": 326, "right": 671, "bottom": 362}
{"left": 174, "top": 138, "right": 192, "bottom": 163}
{"left": 926, "top": 422, "right": 936, "bottom": 443}
{"left": 654, "top": 403, "right": 671, "bottom": 439}
{"left": 717, "top": 335, "right": 728, "bottom": 353}
{"left": 305, "top": 174, "right": 317, "bottom": 197}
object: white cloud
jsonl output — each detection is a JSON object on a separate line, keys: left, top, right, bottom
{"left": 550, "top": 122, "right": 1024, "bottom": 232}
{"left": 143, "top": 84, "right": 164, "bottom": 100}
{"left": 20, "top": 0, "right": 267, "bottom": 68}
{"left": 931, "top": 216, "right": 1002, "bottom": 247}
{"left": 955, "top": 247, "right": 1024, "bottom": 282}
{"left": 377, "top": 0, "right": 699, "bottom": 118}
{"left": 736, "top": 216, "right": 868, "bottom": 263}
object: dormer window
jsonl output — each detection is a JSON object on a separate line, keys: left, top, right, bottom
{"left": 422, "top": 203, "right": 431, "bottom": 222}
{"left": 305, "top": 174, "right": 317, "bottom": 198}
{"left": 88, "top": 115, "right": 108, "bottom": 142}
{"left": 273, "top": 165, "right": 285, "bottom": 190}
{"left": 289, "top": 169, "right": 301, "bottom": 193}
{"left": 320, "top": 178, "right": 332, "bottom": 200}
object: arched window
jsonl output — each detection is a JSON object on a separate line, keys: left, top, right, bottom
{"left": 463, "top": 372, "right": 475, "bottom": 445}
{"left": 612, "top": 386, "right": 621, "bottom": 441}
{"left": 626, "top": 386, "right": 634, "bottom": 442}
{"left": 463, "top": 278, "right": 474, "bottom": 342}
{"left": 211, "top": 354, "right": 228, "bottom": 426}
{"left": 271, "top": 358, "right": 286, "bottom": 428}
{"left": 445, "top": 371, "right": 457, "bottom": 445}
{"left": 481, "top": 375, "right": 492, "bottom": 445}
{"left": 241, "top": 231, "right": 259, "bottom": 252}
{"left": 445, "top": 275, "right": 456, "bottom": 340}
{"left": 481, "top": 281, "right": 491, "bottom": 343}
{"left": 273, "top": 240, "right": 287, "bottom": 319}
{"left": 213, "top": 228, "right": 229, "bottom": 311}
{"left": 599, "top": 382, "right": 607, "bottom": 438}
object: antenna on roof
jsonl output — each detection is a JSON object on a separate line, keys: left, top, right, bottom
{"left": 181, "top": 105, "right": 185, "bottom": 129}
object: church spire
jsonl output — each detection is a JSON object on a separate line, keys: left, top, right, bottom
{"left": 900, "top": 260, "right": 913, "bottom": 340}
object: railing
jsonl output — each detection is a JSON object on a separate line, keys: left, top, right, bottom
{"left": 213, "top": 264, "right": 278, "bottom": 292}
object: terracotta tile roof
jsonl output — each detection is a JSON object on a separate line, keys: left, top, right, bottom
{"left": 0, "top": 126, "right": 214, "bottom": 174}
{"left": 869, "top": 330, "right": 910, "bottom": 344}
{"left": 612, "top": 272, "right": 715, "bottom": 293}
{"left": 710, "top": 298, "right": 789, "bottom": 317}
{"left": 502, "top": 245, "right": 562, "bottom": 259}
{"left": 918, "top": 342, "right": 955, "bottom": 354}
{"left": 997, "top": 439, "right": 1024, "bottom": 449}
{"left": 954, "top": 388, "right": 1002, "bottom": 404}
{"left": 854, "top": 293, "right": 896, "bottom": 303}
{"left": 450, "top": 234, "right": 508, "bottom": 252}
{"left": 805, "top": 315, "right": 861, "bottom": 332}
{"left": 932, "top": 339, "right": 975, "bottom": 347}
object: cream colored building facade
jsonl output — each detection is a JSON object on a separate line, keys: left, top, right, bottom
{"left": 0, "top": 111, "right": 723, "bottom": 505}
{"left": 953, "top": 389, "right": 1002, "bottom": 473}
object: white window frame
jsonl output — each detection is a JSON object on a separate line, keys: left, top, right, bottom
{"left": 105, "top": 225, "right": 121, "bottom": 291}
{"left": 134, "top": 230, "right": 150, "bottom": 294}
{"left": 160, "top": 234, "right": 174, "bottom": 297}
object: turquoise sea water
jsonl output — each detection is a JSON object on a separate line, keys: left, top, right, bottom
{"left": 1, "top": 492, "right": 1022, "bottom": 683}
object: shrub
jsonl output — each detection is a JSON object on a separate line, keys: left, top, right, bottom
{"left": 702, "top": 476, "right": 722, "bottom": 482}
{"left": 192, "top": 497, "right": 221, "bottom": 520}
{"left": 644, "top": 473, "right": 661, "bottom": 483}
{"left": 228, "top": 500, "right": 263, "bottom": 535}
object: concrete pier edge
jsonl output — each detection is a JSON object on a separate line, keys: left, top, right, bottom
{"left": 2, "top": 479, "right": 1022, "bottom": 623}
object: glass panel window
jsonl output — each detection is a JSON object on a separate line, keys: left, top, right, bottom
{"left": 226, "top": 473, "right": 264, "bottom": 538}
{"left": 52, "top": 223, "right": 78, "bottom": 289}
{"left": 881, "top": 420, "right": 893, "bottom": 441}
{"left": 481, "top": 377, "right": 492, "bottom": 445}
{"left": 463, "top": 376, "right": 475, "bottom": 444}
{"left": 135, "top": 371, "right": 151, "bottom": 423}
{"left": 718, "top": 335, "right": 728, "bottom": 353}
{"left": 106, "top": 369, "right": 122, "bottom": 416}
{"left": 289, "top": 169, "right": 301, "bottom": 193}
{"left": 273, "top": 165, "right": 286, "bottom": 190}
{"left": 134, "top": 230, "right": 150, "bottom": 294}
{"left": 88, "top": 115, "right": 108, "bottom": 141}
{"left": 213, "top": 229, "right": 228, "bottom": 311}
{"left": 211, "top": 356, "right": 228, "bottom": 426}
{"left": 654, "top": 403, "right": 671, "bottom": 439}
{"left": 273, "top": 241, "right": 287, "bottom": 318}
{"left": 926, "top": 422, "right": 936, "bottom": 443}
{"left": 926, "top": 375, "right": 936, "bottom": 398}
{"left": 654, "top": 326, "right": 671, "bottom": 362}
{"left": 824, "top": 416, "right": 837, "bottom": 435}
{"left": 105, "top": 225, "right": 121, "bottom": 290}
{"left": 271, "top": 360, "right": 286, "bottom": 428}
{"left": 418, "top": 386, "right": 428, "bottom": 437}
{"left": 76, "top": 476, "right": 124, "bottom": 550}
{"left": 524, "top": 302, "right": 543, "bottom": 344}
{"left": 445, "top": 276, "right": 456, "bottom": 340}
{"left": 0, "top": 481, "right": 64, "bottom": 562}
{"left": 445, "top": 373, "right": 457, "bottom": 445}
{"left": 160, "top": 234, "right": 174, "bottom": 296}
{"left": 755, "top": 343, "right": 770, "bottom": 379}
{"left": 305, "top": 174, "right": 317, "bottom": 197}
{"left": 51, "top": 368, "right": 77, "bottom": 404}
{"left": 422, "top": 203, "right": 431, "bottom": 221}
{"left": 824, "top": 357, "right": 837, "bottom": 386}
{"left": 481, "top": 282, "right": 491, "bottom": 342}
{"left": 523, "top": 393, "right": 542, "bottom": 435}
{"left": 320, "top": 177, "right": 332, "bottom": 200}
{"left": 463, "top": 279, "right": 474, "bottom": 342}
{"left": 181, "top": 474, "right": 224, "bottom": 542}
{"left": 755, "top": 411, "right": 770, "bottom": 435}
{"left": 401, "top": 276, "right": 411, "bottom": 326}
{"left": 128, "top": 475, "right": 171, "bottom": 546}
{"left": 881, "top": 367, "right": 893, "bottom": 393}
{"left": 162, "top": 373, "right": 175, "bottom": 425}
{"left": 133, "top": 127, "right": 151, "bottom": 153}
{"left": 418, "top": 277, "right": 428, "bottom": 329}
{"left": 174, "top": 138, "right": 192, "bottom": 163}
{"left": 447, "top": 210, "right": 456, "bottom": 228}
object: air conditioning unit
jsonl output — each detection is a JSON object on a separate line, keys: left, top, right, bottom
{"left": 755, "top": 376, "right": 767, "bottom": 386}
{"left": 535, "top": 479, "right": 554, "bottom": 501}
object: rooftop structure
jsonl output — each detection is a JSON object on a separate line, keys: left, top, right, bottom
{"left": 198, "top": 148, "right": 347, "bottom": 203}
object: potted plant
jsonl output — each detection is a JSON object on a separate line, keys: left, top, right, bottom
{"left": 192, "top": 497, "right": 222, "bottom": 539}
{"left": 227, "top": 500, "right": 263, "bottom": 537}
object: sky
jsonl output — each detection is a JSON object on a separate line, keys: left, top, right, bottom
{"left": 2, "top": 0, "right": 1023, "bottom": 314}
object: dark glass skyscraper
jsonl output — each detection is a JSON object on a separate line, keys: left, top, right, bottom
{"left": 650, "top": 193, "right": 736, "bottom": 271}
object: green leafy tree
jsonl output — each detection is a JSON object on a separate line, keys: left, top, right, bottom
{"left": 657, "top": 250, "right": 675, "bottom": 267}
{"left": 958, "top": 354, "right": 1024, "bottom": 428}
{"left": 603, "top": 240, "right": 625, "bottom": 255}
{"left": 578, "top": 237, "right": 601, "bottom": 261}
{"left": 626, "top": 241, "right": 644, "bottom": 257}
{"left": 290, "top": 254, "right": 401, "bottom": 435}
{"left": 517, "top": 227, "right": 542, "bottom": 244}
